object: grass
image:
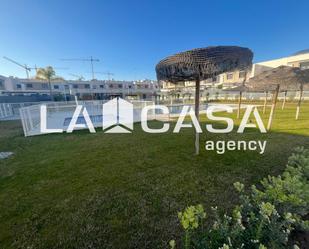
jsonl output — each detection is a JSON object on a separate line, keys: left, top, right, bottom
{"left": 0, "top": 102, "right": 308, "bottom": 249}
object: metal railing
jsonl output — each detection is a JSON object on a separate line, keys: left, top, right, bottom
{"left": 0, "top": 102, "right": 43, "bottom": 120}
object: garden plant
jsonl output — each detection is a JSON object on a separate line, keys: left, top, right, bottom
{"left": 172, "top": 147, "right": 309, "bottom": 249}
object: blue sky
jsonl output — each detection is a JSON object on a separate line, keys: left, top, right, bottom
{"left": 0, "top": 0, "right": 308, "bottom": 80}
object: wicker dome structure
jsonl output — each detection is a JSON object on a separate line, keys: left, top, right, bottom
{"left": 247, "top": 66, "right": 309, "bottom": 92}
{"left": 156, "top": 46, "right": 253, "bottom": 83}
{"left": 155, "top": 46, "right": 253, "bottom": 155}
{"left": 247, "top": 66, "right": 309, "bottom": 124}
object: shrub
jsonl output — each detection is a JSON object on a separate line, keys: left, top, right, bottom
{"left": 171, "top": 148, "right": 309, "bottom": 249}
{"left": 177, "top": 204, "right": 206, "bottom": 249}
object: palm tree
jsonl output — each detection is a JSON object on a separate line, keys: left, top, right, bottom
{"left": 36, "top": 66, "right": 62, "bottom": 101}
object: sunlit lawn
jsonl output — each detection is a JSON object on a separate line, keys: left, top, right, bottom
{"left": 0, "top": 102, "right": 308, "bottom": 249}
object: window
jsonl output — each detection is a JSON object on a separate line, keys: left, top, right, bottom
{"left": 128, "top": 85, "right": 132, "bottom": 89}
{"left": 109, "top": 84, "right": 113, "bottom": 88}
{"left": 26, "top": 83, "right": 33, "bottom": 88}
{"left": 73, "top": 84, "right": 78, "bottom": 89}
{"left": 92, "top": 85, "right": 97, "bottom": 89}
{"left": 84, "top": 84, "right": 90, "bottom": 89}
{"left": 145, "top": 85, "right": 149, "bottom": 88}
{"left": 41, "top": 83, "right": 48, "bottom": 89}
{"left": 16, "top": 84, "right": 22, "bottom": 89}
{"left": 118, "top": 84, "right": 122, "bottom": 88}
{"left": 239, "top": 71, "right": 246, "bottom": 78}
{"left": 64, "top": 85, "right": 69, "bottom": 89}
{"left": 226, "top": 73, "right": 233, "bottom": 80}
{"left": 100, "top": 85, "right": 104, "bottom": 89}
{"left": 53, "top": 85, "right": 59, "bottom": 89}
{"left": 300, "top": 61, "right": 309, "bottom": 70}
{"left": 0, "top": 80, "right": 3, "bottom": 88}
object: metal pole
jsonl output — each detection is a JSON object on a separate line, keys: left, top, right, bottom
{"left": 282, "top": 90, "right": 287, "bottom": 110}
{"left": 48, "top": 78, "right": 54, "bottom": 101}
{"left": 195, "top": 78, "right": 200, "bottom": 155}
{"left": 25, "top": 67, "right": 29, "bottom": 79}
{"left": 237, "top": 91, "right": 242, "bottom": 119}
{"left": 90, "top": 56, "right": 95, "bottom": 80}
{"left": 263, "top": 91, "right": 268, "bottom": 114}
{"left": 237, "top": 71, "right": 247, "bottom": 119}
{"left": 0, "top": 104, "right": 4, "bottom": 118}
{"left": 267, "top": 85, "right": 280, "bottom": 130}
{"left": 296, "top": 85, "right": 303, "bottom": 120}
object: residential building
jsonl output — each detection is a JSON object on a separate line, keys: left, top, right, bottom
{"left": 0, "top": 76, "right": 159, "bottom": 102}
{"left": 221, "top": 49, "right": 309, "bottom": 88}
{"left": 251, "top": 49, "right": 309, "bottom": 76}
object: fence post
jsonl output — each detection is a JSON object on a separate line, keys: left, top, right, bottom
{"left": 26, "top": 108, "right": 34, "bottom": 130}
{"left": 19, "top": 109, "right": 28, "bottom": 136}
{"left": 0, "top": 104, "right": 3, "bottom": 118}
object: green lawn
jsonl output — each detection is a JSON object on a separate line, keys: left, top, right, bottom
{"left": 0, "top": 102, "right": 308, "bottom": 249}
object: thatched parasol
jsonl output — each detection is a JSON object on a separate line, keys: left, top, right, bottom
{"left": 156, "top": 46, "right": 253, "bottom": 154}
{"left": 247, "top": 66, "right": 309, "bottom": 129}
{"left": 248, "top": 66, "right": 309, "bottom": 91}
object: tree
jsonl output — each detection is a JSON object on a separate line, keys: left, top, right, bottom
{"left": 36, "top": 66, "right": 63, "bottom": 101}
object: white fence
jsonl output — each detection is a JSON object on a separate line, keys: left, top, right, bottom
{"left": 19, "top": 100, "right": 155, "bottom": 137}
{"left": 0, "top": 101, "right": 75, "bottom": 120}
{"left": 0, "top": 103, "right": 14, "bottom": 119}
{"left": 0, "top": 102, "right": 37, "bottom": 120}
{"left": 215, "top": 91, "right": 309, "bottom": 101}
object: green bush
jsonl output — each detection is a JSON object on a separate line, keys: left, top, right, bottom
{"left": 171, "top": 148, "right": 309, "bottom": 249}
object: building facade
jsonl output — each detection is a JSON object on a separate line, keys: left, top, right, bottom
{"left": 0, "top": 76, "right": 159, "bottom": 102}
{"left": 251, "top": 50, "right": 309, "bottom": 77}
